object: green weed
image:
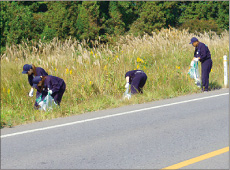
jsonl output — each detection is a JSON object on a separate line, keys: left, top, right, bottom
{"left": 1, "top": 28, "right": 229, "bottom": 127}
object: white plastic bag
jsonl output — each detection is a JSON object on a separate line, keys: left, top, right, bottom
{"left": 188, "top": 60, "right": 201, "bottom": 87}
{"left": 37, "top": 93, "right": 57, "bottom": 111}
{"left": 123, "top": 86, "right": 131, "bottom": 100}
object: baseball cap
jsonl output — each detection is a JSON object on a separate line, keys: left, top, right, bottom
{"left": 22, "top": 64, "right": 32, "bottom": 74}
{"left": 32, "top": 76, "right": 42, "bottom": 87}
{"left": 189, "top": 37, "right": 198, "bottom": 44}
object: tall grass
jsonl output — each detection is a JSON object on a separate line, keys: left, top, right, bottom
{"left": 1, "top": 28, "right": 229, "bottom": 127}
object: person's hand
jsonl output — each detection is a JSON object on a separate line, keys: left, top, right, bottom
{"left": 39, "top": 101, "right": 44, "bottom": 107}
{"left": 48, "top": 89, "right": 52, "bottom": 95}
{"left": 190, "top": 60, "right": 194, "bottom": 66}
{"left": 29, "top": 88, "right": 34, "bottom": 97}
{"left": 125, "top": 82, "right": 129, "bottom": 89}
{"left": 194, "top": 58, "right": 199, "bottom": 62}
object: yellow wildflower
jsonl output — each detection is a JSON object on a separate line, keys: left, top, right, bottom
{"left": 66, "top": 69, "right": 69, "bottom": 74}
{"left": 137, "top": 65, "right": 140, "bottom": 69}
{"left": 3, "top": 88, "right": 5, "bottom": 93}
{"left": 90, "top": 81, "right": 92, "bottom": 85}
{"left": 176, "top": 66, "right": 180, "bottom": 69}
{"left": 104, "top": 65, "right": 107, "bottom": 71}
{"left": 54, "top": 68, "right": 57, "bottom": 71}
{"left": 70, "top": 70, "right": 72, "bottom": 75}
{"left": 7, "top": 89, "right": 10, "bottom": 94}
{"left": 136, "top": 57, "right": 144, "bottom": 63}
{"left": 90, "top": 51, "right": 93, "bottom": 55}
{"left": 144, "top": 66, "right": 146, "bottom": 70}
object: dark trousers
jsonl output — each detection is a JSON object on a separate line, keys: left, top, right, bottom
{"left": 52, "top": 82, "right": 66, "bottom": 105}
{"left": 131, "top": 73, "right": 147, "bottom": 94}
{"left": 201, "top": 59, "right": 212, "bottom": 91}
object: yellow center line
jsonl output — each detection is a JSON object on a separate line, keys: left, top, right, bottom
{"left": 161, "top": 146, "right": 229, "bottom": 169}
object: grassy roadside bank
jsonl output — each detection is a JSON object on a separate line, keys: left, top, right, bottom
{"left": 1, "top": 28, "right": 229, "bottom": 128}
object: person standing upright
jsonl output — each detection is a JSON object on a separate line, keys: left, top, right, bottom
{"left": 189, "top": 37, "right": 212, "bottom": 92}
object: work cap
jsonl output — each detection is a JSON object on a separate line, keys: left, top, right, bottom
{"left": 22, "top": 64, "right": 32, "bottom": 74}
{"left": 189, "top": 37, "right": 198, "bottom": 44}
{"left": 32, "top": 76, "right": 42, "bottom": 87}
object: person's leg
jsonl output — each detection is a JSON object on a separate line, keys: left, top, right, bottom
{"left": 53, "top": 83, "right": 66, "bottom": 105}
{"left": 201, "top": 63, "right": 206, "bottom": 91}
{"left": 201, "top": 60, "right": 212, "bottom": 91}
{"left": 131, "top": 75, "right": 141, "bottom": 94}
{"left": 131, "top": 74, "right": 147, "bottom": 94}
{"left": 206, "top": 60, "right": 212, "bottom": 91}
{"left": 138, "top": 74, "right": 147, "bottom": 93}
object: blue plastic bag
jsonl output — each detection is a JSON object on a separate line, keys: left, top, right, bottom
{"left": 37, "top": 92, "right": 57, "bottom": 111}
{"left": 188, "top": 60, "right": 201, "bottom": 87}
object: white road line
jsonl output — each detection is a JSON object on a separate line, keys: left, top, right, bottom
{"left": 1, "top": 93, "right": 228, "bottom": 139}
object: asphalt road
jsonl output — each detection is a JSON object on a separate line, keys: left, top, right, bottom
{"left": 1, "top": 88, "right": 229, "bottom": 169}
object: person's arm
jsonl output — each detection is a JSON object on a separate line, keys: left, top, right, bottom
{"left": 28, "top": 75, "right": 34, "bottom": 97}
{"left": 193, "top": 47, "right": 200, "bottom": 61}
{"left": 193, "top": 57, "right": 200, "bottom": 61}
{"left": 196, "top": 44, "right": 206, "bottom": 61}
{"left": 46, "top": 77, "right": 61, "bottom": 95}
{"left": 126, "top": 76, "right": 129, "bottom": 83}
{"left": 28, "top": 75, "right": 33, "bottom": 87}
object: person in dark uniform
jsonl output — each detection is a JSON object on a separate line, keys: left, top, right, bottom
{"left": 189, "top": 37, "right": 212, "bottom": 92}
{"left": 125, "top": 70, "right": 147, "bottom": 94}
{"left": 32, "top": 75, "right": 66, "bottom": 107}
{"left": 22, "top": 64, "right": 48, "bottom": 97}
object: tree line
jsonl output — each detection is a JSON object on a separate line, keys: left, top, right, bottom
{"left": 0, "top": 1, "right": 229, "bottom": 52}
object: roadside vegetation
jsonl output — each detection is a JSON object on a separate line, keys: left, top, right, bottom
{"left": 1, "top": 28, "right": 229, "bottom": 127}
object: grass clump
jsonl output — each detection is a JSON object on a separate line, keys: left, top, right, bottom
{"left": 1, "top": 28, "right": 229, "bottom": 127}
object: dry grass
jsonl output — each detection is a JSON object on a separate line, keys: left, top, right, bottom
{"left": 1, "top": 28, "right": 229, "bottom": 127}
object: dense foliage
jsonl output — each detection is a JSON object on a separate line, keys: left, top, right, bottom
{"left": 0, "top": 1, "right": 229, "bottom": 52}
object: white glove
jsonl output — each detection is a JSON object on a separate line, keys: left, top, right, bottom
{"left": 190, "top": 60, "right": 194, "bottom": 67}
{"left": 48, "top": 89, "right": 52, "bottom": 95}
{"left": 29, "top": 88, "right": 34, "bottom": 97}
{"left": 125, "top": 82, "right": 129, "bottom": 89}
{"left": 194, "top": 58, "right": 199, "bottom": 62}
{"left": 38, "top": 101, "right": 44, "bottom": 107}
{"left": 124, "top": 94, "right": 131, "bottom": 100}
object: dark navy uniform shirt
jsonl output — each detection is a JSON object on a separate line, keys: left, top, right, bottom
{"left": 194, "top": 42, "right": 211, "bottom": 63}
{"left": 28, "top": 67, "right": 48, "bottom": 86}
{"left": 125, "top": 70, "right": 144, "bottom": 83}
{"left": 42, "top": 75, "right": 65, "bottom": 94}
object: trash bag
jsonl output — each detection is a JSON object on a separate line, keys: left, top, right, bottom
{"left": 37, "top": 92, "right": 57, "bottom": 111}
{"left": 188, "top": 60, "right": 201, "bottom": 87}
{"left": 123, "top": 86, "right": 131, "bottom": 100}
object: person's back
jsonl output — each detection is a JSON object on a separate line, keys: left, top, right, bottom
{"left": 194, "top": 42, "right": 211, "bottom": 63}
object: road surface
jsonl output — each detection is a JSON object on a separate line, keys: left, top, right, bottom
{"left": 1, "top": 88, "right": 229, "bottom": 169}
